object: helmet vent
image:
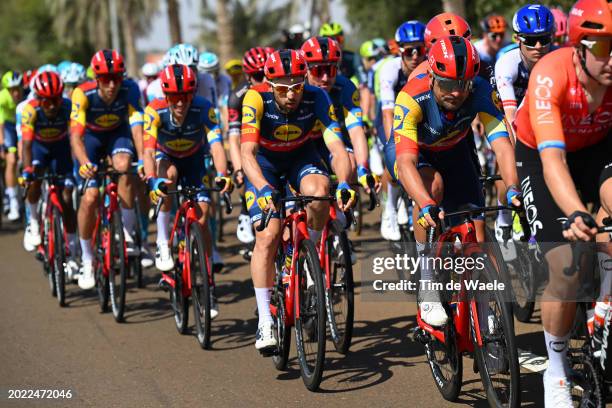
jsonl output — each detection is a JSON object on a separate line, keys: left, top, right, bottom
{"left": 582, "top": 21, "right": 604, "bottom": 29}
{"left": 436, "top": 62, "right": 446, "bottom": 72}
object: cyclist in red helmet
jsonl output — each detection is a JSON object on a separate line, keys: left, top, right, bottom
{"left": 241, "top": 49, "right": 354, "bottom": 352}
{"left": 20, "top": 72, "right": 79, "bottom": 275}
{"left": 513, "top": 0, "right": 612, "bottom": 404}
{"left": 474, "top": 14, "right": 509, "bottom": 72}
{"left": 301, "top": 36, "right": 378, "bottom": 196}
{"left": 390, "top": 36, "right": 520, "bottom": 326}
{"left": 71, "top": 49, "right": 144, "bottom": 290}
{"left": 228, "top": 47, "right": 270, "bottom": 247}
{"left": 143, "top": 63, "right": 231, "bottom": 319}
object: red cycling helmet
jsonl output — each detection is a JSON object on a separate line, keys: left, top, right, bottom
{"left": 32, "top": 71, "right": 64, "bottom": 99}
{"left": 428, "top": 36, "right": 480, "bottom": 80}
{"left": 160, "top": 64, "right": 197, "bottom": 94}
{"left": 300, "top": 36, "right": 342, "bottom": 65}
{"left": 551, "top": 8, "right": 568, "bottom": 38}
{"left": 91, "top": 49, "right": 125, "bottom": 75}
{"left": 480, "top": 15, "right": 508, "bottom": 34}
{"left": 264, "top": 46, "right": 276, "bottom": 56}
{"left": 425, "top": 13, "right": 472, "bottom": 49}
{"left": 242, "top": 47, "right": 268, "bottom": 74}
{"left": 23, "top": 69, "right": 37, "bottom": 88}
{"left": 264, "top": 49, "right": 307, "bottom": 80}
{"left": 568, "top": 0, "right": 612, "bottom": 45}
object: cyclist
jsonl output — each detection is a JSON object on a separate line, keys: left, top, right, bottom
{"left": 391, "top": 36, "right": 520, "bottom": 326}
{"left": 513, "top": 0, "right": 611, "bottom": 404}
{"left": 144, "top": 63, "right": 232, "bottom": 319}
{"left": 241, "top": 49, "right": 354, "bottom": 352}
{"left": 198, "top": 51, "right": 232, "bottom": 132}
{"left": 378, "top": 21, "right": 427, "bottom": 241}
{"left": 474, "top": 14, "right": 509, "bottom": 74}
{"left": 301, "top": 36, "right": 376, "bottom": 193}
{"left": 0, "top": 70, "right": 24, "bottom": 222}
{"left": 228, "top": 47, "right": 269, "bottom": 246}
{"left": 359, "top": 39, "right": 387, "bottom": 126}
{"left": 71, "top": 49, "right": 144, "bottom": 290}
{"left": 493, "top": 5, "right": 556, "bottom": 242}
{"left": 224, "top": 58, "right": 244, "bottom": 89}
{"left": 59, "top": 62, "right": 87, "bottom": 97}
{"left": 319, "top": 22, "right": 364, "bottom": 86}
{"left": 20, "top": 72, "right": 80, "bottom": 277}
{"left": 551, "top": 7, "right": 569, "bottom": 46}
{"left": 139, "top": 62, "right": 161, "bottom": 104}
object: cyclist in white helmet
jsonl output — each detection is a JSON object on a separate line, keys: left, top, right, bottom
{"left": 198, "top": 51, "right": 232, "bottom": 133}
{"left": 59, "top": 62, "right": 87, "bottom": 97}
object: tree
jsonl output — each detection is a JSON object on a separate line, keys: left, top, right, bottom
{"left": 167, "top": 0, "right": 183, "bottom": 44}
{"left": 216, "top": 0, "right": 235, "bottom": 65}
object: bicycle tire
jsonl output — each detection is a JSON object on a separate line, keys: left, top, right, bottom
{"left": 52, "top": 207, "right": 67, "bottom": 307}
{"left": 95, "top": 223, "right": 110, "bottom": 313}
{"left": 132, "top": 202, "right": 144, "bottom": 288}
{"left": 324, "top": 220, "right": 354, "bottom": 354}
{"left": 272, "top": 246, "right": 291, "bottom": 370}
{"left": 470, "top": 255, "right": 520, "bottom": 408}
{"left": 44, "top": 213, "right": 56, "bottom": 297}
{"left": 351, "top": 191, "right": 363, "bottom": 236}
{"left": 109, "top": 211, "right": 127, "bottom": 322}
{"left": 294, "top": 238, "right": 326, "bottom": 391}
{"left": 190, "top": 223, "right": 212, "bottom": 349}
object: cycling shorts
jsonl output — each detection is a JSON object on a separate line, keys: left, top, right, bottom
{"left": 156, "top": 147, "right": 211, "bottom": 203}
{"left": 245, "top": 144, "right": 328, "bottom": 223}
{"left": 32, "top": 139, "right": 75, "bottom": 188}
{"left": 516, "top": 135, "right": 612, "bottom": 254}
{"left": 313, "top": 137, "right": 354, "bottom": 173}
{"left": 3, "top": 121, "right": 17, "bottom": 152}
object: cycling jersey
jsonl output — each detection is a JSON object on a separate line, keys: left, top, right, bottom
{"left": 379, "top": 57, "right": 408, "bottom": 111}
{"left": 21, "top": 98, "right": 71, "bottom": 143}
{"left": 514, "top": 47, "right": 612, "bottom": 153}
{"left": 473, "top": 39, "right": 507, "bottom": 76}
{"left": 70, "top": 79, "right": 143, "bottom": 136}
{"left": 215, "top": 73, "right": 232, "bottom": 108}
{"left": 496, "top": 43, "right": 519, "bottom": 61}
{"left": 241, "top": 83, "right": 343, "bottom": 153}
{"left": 227, "top": 80, "right": 250, "bottom": 138}
{"left": 393, "top": 74, "right": 508, "bottom": 156}
{"left": 494, "top": 47, "right": 530, "bottom": 110}
{"left": 0, "top": 88, "right": 18, "bottom": 124}
{"left": 143, "top": 95, "right": 222, "bottom": 159}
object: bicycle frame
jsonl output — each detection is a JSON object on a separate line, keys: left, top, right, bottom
{"left": 90, "top": 174, "right": 123, "bottom": 278}
{"left": 318, "top": 204, "right": 339, "bottom": 293}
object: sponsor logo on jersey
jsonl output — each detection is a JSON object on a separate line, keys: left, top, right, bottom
{"left": 166, "top": 138, "right": 195, "bottom": 152}
{"left": 39, "top": 128, "right": 63, "bottom": 140}
{"left": 208, "top": 107, "right": 217, "bottom": 123}
{"left": 328, "top": 105, "right": 338, "bottom": 121}
{"left": 245, "top": 190, "right": 256, "bottom": 210}
{"left": 352, "top": 90, "right": 360, "bottom": 106}
{"left": 393, "top": 105, "right": 408, "bottom": 129}
{"left": 243, "top": 106, "right": 256, "bottom": 123}
{"left": 491, "top": 90, "right": 503, "bottom": 112}
{"left": 273, "top": 124, "right": 302, "bottom": 141}
{"left": 94, "top": 114, "right": 120, "bottom": 128}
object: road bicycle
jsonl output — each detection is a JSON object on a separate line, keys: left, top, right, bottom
{"left": 412, "top": 205, "right": 520, "bottom": 407}
{"left": 154, "top": 182, "right": 231, "bottom": 349}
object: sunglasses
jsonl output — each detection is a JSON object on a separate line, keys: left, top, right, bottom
{"left": 582, "top": 38, "right": 612, "bottom": 59}
{"left": 166, "top": 92, "right": 194, "bottom": 104}
{"left": 399, "top": 45, "right": 426, "bottom": 58}
{"left": 433, "top": 74, "right": 472, "bottom": 93}
{"left": 518, "top": 34, "right": 552, "bottom": 48}
{"left": 269, "top": 81, "right": 305, "bottom": 95}
{"left": 96, "top": 74, "right": 123, "bottom": 84}
{"left": 487, "top": 32, "right": 504, "bottom": 41}
{"left": 308, "top": 64, "right": 338, "bottom": 78}
{"left": 40, "top": 97, "right": 61, "bottom": 108}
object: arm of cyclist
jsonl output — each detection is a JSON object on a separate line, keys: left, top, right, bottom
{"left": 227, "top": 92, "right": 243, "bottom": 185}
{"left": 19, "top": 102, "right": 37, "bottom": 181}
{"left": 70, "top": 87, "right": 96, "bottom": 179}
{"left": 393, "top": 92, "right": 443, "bottom": 227}
{"left": 240, "top": 89, "right": 277, "bottom": 212}
{"left": 142, "top": 105, "right": 170, "bottom": 203}
{"left": 127, "top": 84, "right": 145, "bottom": 175}
{"left": 202, "top": 106, "right": 232, "bottom": 194}
{"left": 494, "top": 53, "right": 518, "bottom": 140}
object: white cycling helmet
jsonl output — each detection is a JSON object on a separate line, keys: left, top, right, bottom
{"left": 198, "top": 52, "right": 220, "bottom": 73}
{"left": 166, "top": 43, "right": 199, "bottom": 67}
{"left": 141, "top": 62, "right": 160, "bottom": 77}
{"left": 60, "top": 62, "right": 86, "bottom": 85}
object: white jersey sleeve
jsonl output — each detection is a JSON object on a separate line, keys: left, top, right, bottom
{"left": 494, "top": 48, "right": 521, "bottom": 109}
{"left": 379, "top": 57, "right": 402, "bottom": 111}
{"left": 145, "top": 78, "right": 164, "bottom": 103}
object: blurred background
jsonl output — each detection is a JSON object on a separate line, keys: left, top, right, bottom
{"left": 0, "top": 0, "right": 576, "bottom": 75}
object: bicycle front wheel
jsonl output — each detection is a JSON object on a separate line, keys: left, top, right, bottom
{"left": 52, "top": 207, "right": 67, "bottom": 307}
{"left": 470, "top": 255, "right": 520, "bottom": 408}
{"left": 109, "top": 211, "right": 127, "bottom": 322}
{"left": 324, "top": 220, "right": 354, "bottom": 354}
{"left": 272, "top": 246, "right": 291, "bottom": 370}
{"left": 190, "top": 223, "right": 211, "bottom": 349}
{"left": 294, "top": 238, "right": 326, "bottom": 391}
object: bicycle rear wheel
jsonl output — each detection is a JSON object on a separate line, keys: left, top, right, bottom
{"left": 44, "top": 213, "right": 56, "bottom": 297}
{"left": 190, "top": 223, "right": 212, "bottom": 349}
{"left": 109, "top": 212, "right": 127, "bottom": 322}
{"left": 272, "top": 246, "right": 291, "bottom": 370}
{"left": 324, "top": 220, "right": 354, "bottom": 354}
{"left": 294, "top": 238, "right": 326, "bottom": 391}
{"left": 95, "top": 224, "right": 110, "bottom": 312}
{"left": 52, "top": 207, "right": 67, "bottom": 307}
{"left": 131, "top": 202, "right": 144, "bottom": 288}
{"left": 470, "top": 255, "right": 520, "bottom": 408}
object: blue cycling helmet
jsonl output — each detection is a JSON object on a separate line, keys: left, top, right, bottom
{"left": 60, "top": 62, "right": 86, "bottom": 84}
{"left": 166, "top": 43, "right": 199, "bottom": 67}
{"left": 38, "top": 64, "right": 58, "bottom": 74}
{"left": 395, "top": 20, "right": 426, "bottom": 43}
{"left": 57, "top": 60, "right": 72, "bottom": 73}
{"left": 198, "top": 51, "right": 220, "bottom": 73}
{"left": 512, "top": 4, "right": 555, "bottom": 35}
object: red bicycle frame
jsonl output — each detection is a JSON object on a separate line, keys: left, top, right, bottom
{"left": 36, "top": 178, "right": 68, "bottom": 266}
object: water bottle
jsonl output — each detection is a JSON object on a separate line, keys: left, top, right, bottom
{"left": 593, "top": 296, "right": 611, "bottom": 345}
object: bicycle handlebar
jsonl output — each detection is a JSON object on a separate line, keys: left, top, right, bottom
{"left": 152, "top": 179, "right": 232, "bottom": 221}
{"left": 564, "top": 217, "right": 612, "bottom": 276}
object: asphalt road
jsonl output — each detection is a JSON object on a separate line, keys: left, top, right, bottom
{"left": 0, "top": 208, "right": 551, "bottom": 407}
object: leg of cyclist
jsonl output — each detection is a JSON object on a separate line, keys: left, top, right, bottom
{"left": 112, "top": 152, "right": 138, "bottom": 255}
{"left": 153, "top": 157, "right": 176, "bottom": 272}
{"left": 23, "top": 175, "right": 42, "bottom": 252}
{"left": 53, "top": 144, "right": 78, "bottom": 278}
{"left": 4, "top": 147, "right": 19, "bottom": 221}
{"left": 595, "top": 169, "right": 612, "bottom": 301}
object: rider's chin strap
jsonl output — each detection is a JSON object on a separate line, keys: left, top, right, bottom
{"left": 579, "top": 45, "right": 600, "bottom": 83}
